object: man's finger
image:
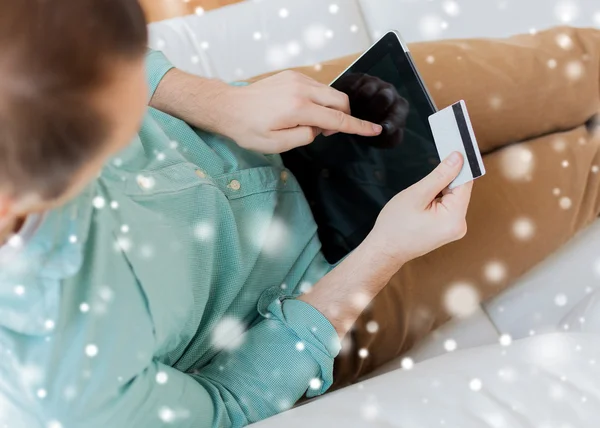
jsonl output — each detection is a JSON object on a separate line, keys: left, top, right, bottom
{"left": 308, "top": 86, "right": 352, "bottom": 115}
{"left": 441, "top": 181, "right": 473, "bottom": 216}
{"left": 274, "top": 126, "right": 320, "bottom": 151}
{"left": 413, "top": 152, "right": 464, "bottom": 206}
{"left": 298, "top": 105, "right": 382, "bottom": 137}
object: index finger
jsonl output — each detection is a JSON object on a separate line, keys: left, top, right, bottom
{"left": 299, "top": 105, "right": 383, "bottom": 137}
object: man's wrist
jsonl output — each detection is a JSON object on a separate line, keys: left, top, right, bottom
{"left": 150, "top": 68, "right": 236, "bottom": 136}
{"left": 360, "top": 233, "right": 408, "bottom": 277}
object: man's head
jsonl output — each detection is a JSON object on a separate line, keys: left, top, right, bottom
{"left": 0, "top": 0, "right": 149, "bottom": 217}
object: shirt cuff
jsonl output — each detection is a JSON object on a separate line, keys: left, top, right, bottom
{"left": 262, "top": 297, "right": 342, "bottom": 397}
{"left": 145, "top": 49, "right": 175, "bottom": 102}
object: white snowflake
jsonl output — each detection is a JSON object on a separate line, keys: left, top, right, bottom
{"left": 266, "top": 45, "right": 290, "bottom": 69}
{"left": 499, "top": 334, "right": 512, "bottom": 346}
{"left": 512, "top": 217, "right": 535, "bottom": 241}
{"left": 286, "top": 40, "right": 302, "bottom": 56}
{"left": 366, "top": 320, "right": 379, "bottom": 333}
{"left": 92, "top": 196, "right": 106, "bottom": 209}
{"left": 556, "top": 33, "right": 573, "bottom": 50}
{"left": 211, "top": 317, "right": 246, "bottom": 351}
{"left": 304, "top": 25, "right": 329, "bottom": 50}
{"left": 253, "top": 31, "right": 262, "bottom": 41}
{"left": 548, "top": 58, "right": 558, "bottom": 69}
{"left": 401, "top": 357, "right": 415, "bottom": 370}
{"left": 309, "top": 378, "right": 323, "bottom": 390}
{"left": 158, "top": 407, "right": 176, "bottom": 423}
{"left": 592, "top": 165, "right": 599, "bottom": 174}
{"left": 554, "top": 293, "right": 568, "bottom": 307}
{"left": 360, "top": 403, "right": 379, "bottom": 421}
{"left": 484, "top": 261, "right": 507, "bottom": 283}
{"left": 442, "top": 0, "right": 460, "bottom": 17}
{"left": 298, "top": 281, "right": 313, "bottom": 294}
{"left": 444, "top": 282, "right": 480, "bottom": 318}
{"left": 426, "top": 55, "right": 435, "bottom": 64}
{"left": 7, "top": 234, "right": 23, "bottom": 249}
{"left": 194, "top": 6, "right": 204, "bottom": 16}
{"left": 114, "top": 236, "right": 133, "bottom": 253}
{"left": 351, "top": 292, "right": 370, "bottom": 309}
{"left": 554, "top": 1, "right": 579, "bottom": 23}
{"left": 329, "top": 4, "right": 339, "bottom": 14}
{"left": 44, "top": 320, "right": 55, "bottom": 331}
{"left": 14, "top": 285, "right": 25, "bottom": 296}
{"left": 559, "top": 197, "right": 572, "bottom": 210}
{"left": 63, "top": 385, "right": 77, "bottom": 401}
{"left": 350, "top": 24, "right": 359, "bottom": 33}
{"left": 500, "top": 145, "right": 534, "bottom": 181}
{"left": 47, "top": 421, "right": 63, "bottom": 428}
{"left": 444, "top": 339, "right": 457, "bottom": 352}
{"left": 489, "top": 95, "right": 503, "bottom": 110}
{"left": 201, "top": 41, "right": 210, "bottom": 50}
{"left": 80, "top": 302, "right": 90, "bottom": 313}
{"left": 469, "top": 378, "right": 483, "bottom": 391}
{"left": 594, "top": 12, "right": 600, "bottom": 27}
{"left": 69, "top": 235, "right": 78, "bottom": 244}
{"left": 530, "top": 334, "right": 571, "bottom": 367}
{"left": 358, "top": 348, "right": 369, "bottom": 359}
{"left": 36, "top": 388, "right": 47, "bottom": 399}
{"left": 565, "top": 60, "right": 584, "bottom": 81}
{"left": 419, "top": 15, "right": 444, "bottom": 39}
{"left": 85, "top": 344, "right": 99, "bottom": 358}
{"left": 98, "top": 286, "right": 114, "bottom": 303}
{"left": 156, "top": 371, "right": 169, "bottom": 385}
{"left": 296, "top": 341, "right": 305, "bottom": 351}
{"left": 278, "top": 8, "right": 289, "bottom": 18}
{"left": 120, "top": 224, "right": 130, "bottom": 234}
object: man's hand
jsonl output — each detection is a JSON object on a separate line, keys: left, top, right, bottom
{"left": 300, "top": 152, "right": 472, "bottom": 338}
{"left": 367, "top": 152, "right": 473, "bottom": 268}
{"left": 150, "top": 68, "right": 382, "bottom": 154}
{"left": 218, "top": 71, "right": 383, "bottom": 154}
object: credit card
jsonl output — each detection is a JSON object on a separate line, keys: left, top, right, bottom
{"left": 428, "top": 100, "right": 486, "bottom": 189}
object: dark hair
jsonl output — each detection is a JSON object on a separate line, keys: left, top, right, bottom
{"left": 0, "top": 0, "right": 147, "bottom": 199}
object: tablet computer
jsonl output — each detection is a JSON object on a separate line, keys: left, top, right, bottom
{"left": 280, "top": 31, "right": 456, "bottom": 264}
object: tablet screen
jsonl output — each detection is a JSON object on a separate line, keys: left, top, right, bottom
{"left": 281, "top": 32, "right": 441, "bottom": 264}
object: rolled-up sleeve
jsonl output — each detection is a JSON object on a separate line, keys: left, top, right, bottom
{"left": 193, "top": 298, "right": 341, "bottom": 426}
{"left": 145, "top": 49, "right": 174, "bottom": 101}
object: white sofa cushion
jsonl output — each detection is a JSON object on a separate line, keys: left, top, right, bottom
{"left": 358, "top": 0, "right": 600, "bottom": 42}
{"left": 149, "top": 0, "right": 371, "bottom": 81}
{"left": 254, "top": 332, "right": 600, "bottom": 427}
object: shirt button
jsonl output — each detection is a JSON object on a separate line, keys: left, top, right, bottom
{"left": 280, "top": 170, "right": 289, "bottom": 183}
{"left": 228, "top": 179, "right": 241, "bottom": 191}
{"left": 195, "top": 169, "right": 206, "bottom": 179}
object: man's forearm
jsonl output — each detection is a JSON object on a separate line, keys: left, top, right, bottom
{"left": 149, "top": 68, "right": 234, "bottom": 135}
{"left": 299, "top": 237, "right": 404, "bottom": 339}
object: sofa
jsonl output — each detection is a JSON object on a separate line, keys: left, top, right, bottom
{"left": 148, "top": 0, "right": 600, "bottom": 426}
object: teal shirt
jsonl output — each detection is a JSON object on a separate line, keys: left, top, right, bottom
{"left": 0, "top": 51, "right": 341, "bottom": 428}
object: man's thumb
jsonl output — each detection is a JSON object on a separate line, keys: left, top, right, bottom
{"left": 415, "top": 152, "right": 464, "bottom": 205}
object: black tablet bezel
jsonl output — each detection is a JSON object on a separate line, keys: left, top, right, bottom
{"left": 330, "top": 30, "right": 438, "bottom": 117}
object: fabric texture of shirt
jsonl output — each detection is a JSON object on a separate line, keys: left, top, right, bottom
{"left": 0, "top": 50, "right": 341, "bottom": 428}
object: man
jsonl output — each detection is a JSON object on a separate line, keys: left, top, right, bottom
{"left": 0, "top": 1, "right": 471, "bottom": 427}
